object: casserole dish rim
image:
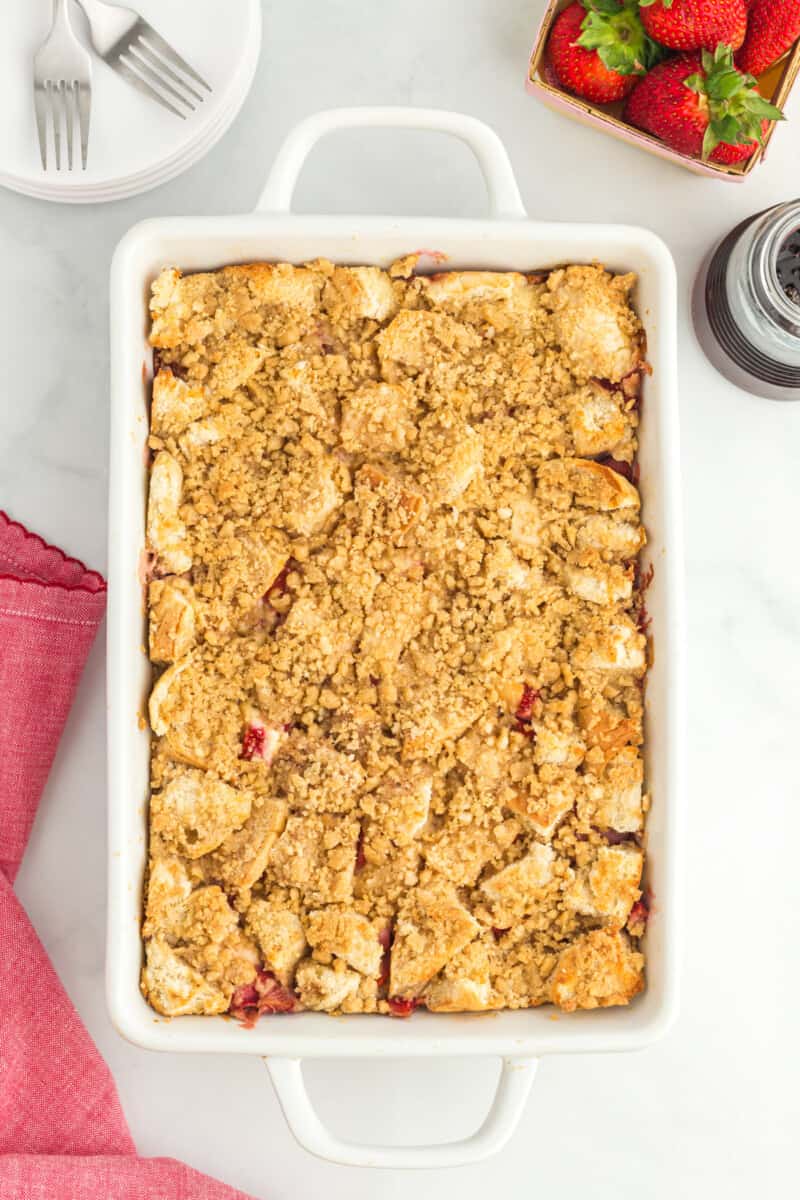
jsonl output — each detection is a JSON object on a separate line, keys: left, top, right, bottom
{"left": 106, "top": 106, "right": 685, "bottom": 1166}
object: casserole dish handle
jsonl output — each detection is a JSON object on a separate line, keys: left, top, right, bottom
{"left": 255, "top": 106, "right": 527, "bottom": 219}
{"left": 265, "top": 1055, "right": 537, "bottom": 1168}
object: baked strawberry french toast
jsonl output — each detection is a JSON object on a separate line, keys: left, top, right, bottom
{"left": 141, "top": 256, "right": 650, "bottom": 1021}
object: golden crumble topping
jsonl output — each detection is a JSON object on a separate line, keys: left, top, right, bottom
{"left": 142, "top": 258, "right": 650, "bottom": 1021}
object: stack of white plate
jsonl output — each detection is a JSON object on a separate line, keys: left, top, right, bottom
{"left": 0, "top": 0, "right": 261, "bottom": 203}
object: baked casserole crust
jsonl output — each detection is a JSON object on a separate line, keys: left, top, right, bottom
{"left": 141, "top": 256, "right": 650, "bottom": 1021}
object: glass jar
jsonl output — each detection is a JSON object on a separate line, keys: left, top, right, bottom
{"left": 693, "top": 199, "right": 800, "bottom": 402}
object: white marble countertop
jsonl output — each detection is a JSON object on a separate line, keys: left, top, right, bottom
{"left": 2, "top": 1, "right": 799, "bottom": 1195}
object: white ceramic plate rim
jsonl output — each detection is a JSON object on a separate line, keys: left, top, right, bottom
{"left": 0, "top": 0, "right": 261, "bottom": 204}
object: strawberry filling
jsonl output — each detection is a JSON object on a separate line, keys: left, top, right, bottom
{"left": 634, "top": 565, "right": 654, "bottom": 637}
{"left": 230, "top": 969, "right": 298, "bottom": 1027}
{"left": 377, "top": 925, "right": 392, "bottom": 988}
{"left": 635, "top": 561, "right": 655, "bottom": 593}
{"left": 628, "top": 898, "right": 650, "bottom": 933}
{"left": 387, "top": 996, "right": 421, "bottom": 1018}
{"left": 597, "top": 827, "right": 640, "bottom": 847}
{"left": 240, "top": 724, "right": 266, "bottom": 761}
{"left": 513, "top": 684, "right": 539, "bottom": 739}
{"left": 231, "top": 982, "right": 259, "bottom": 1009}
{"left": 621, "top": 367, "right": 646, "bottom": 407}
{"left": 592, "top": 369, "right": 644, "bottom": 401}
{"left": 138, "top": 549, "right": 158, "bottom": 587}
{"left": 262, "top": 561, "right": 297, "bottom": 632}
{"left": 316, "top": 322, "right": 338, "bottom": 355}
{"left": 598, "top": 455, "right": 640, "bottom": 484}
{"left": 515, "top": 684, "right": 538, "bottom": 722}
{"left": 492, "top": 926, "right": 510, "bottom": 941}
{"left": 267, "top": 562, "right": 292, "bottom": 599}
{"left": 637, "top": 603, "right": 653, "bottom": 637}
{"left": 153, "top": 354, "right": 188, "bottom": 381}
{"left": 355, "top": 826, "right": 367, "bottom": 871}
{"left": 589, "top": 376, "right": 618, "bottom": 394}
{"left": 240, "top": 721, "right": 285, "bottom": 763}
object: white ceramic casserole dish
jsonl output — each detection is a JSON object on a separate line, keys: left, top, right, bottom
{"left": 107, "top": 107, "right": 685, "bottom": 1169}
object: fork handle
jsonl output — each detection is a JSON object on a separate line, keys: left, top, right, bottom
{"left": 75, "top": 0, "right": 131, "bottom": 18}
{"left": 74, "top": 0, "right": 136, "bottom": 44}
{"left": 51, "top": 0, "right": 85, "bottom": 40}
{"left": 73, "top": 0, "right": 114, "bottom": 28}
{"left": 73, "top": 0, "right": 110, "bottom": 13}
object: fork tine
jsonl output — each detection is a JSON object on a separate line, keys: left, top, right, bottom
{"left": 127, "top": 44, "right": 197, "bottom": 111}
{"left": 76, "top": 81, "right": 90, "bottom": 170}
{"left": 135, "top": 38, "right": 204, "bottom": 104}
{"left": 113, "top": 54, "right": 188, "bottom": 119}
{"left": 34, "top": 86, "right": 48, "bottom": 170}
{"left": 63, "top": 82, "right": 74, "bottom": 171}
{"left": 138, "top": 27, "right": 211, "bottom": 92}
{"left": 49, "top": 83, "right": 62, "bottom": 172}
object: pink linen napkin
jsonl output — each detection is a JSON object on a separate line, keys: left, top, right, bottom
{"left": 0, "top": 512, "right": 255, "bottom": 1200}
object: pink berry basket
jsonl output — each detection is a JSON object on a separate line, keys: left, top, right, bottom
{"left": 526, "top": 0, "right": 800, "bottom": 180}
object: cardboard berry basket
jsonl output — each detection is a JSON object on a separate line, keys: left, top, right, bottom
{"left": 527, "top": 0, "right": 800, "bottom": 180}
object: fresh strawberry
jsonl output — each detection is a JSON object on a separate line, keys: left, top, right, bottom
{"left": 624, "top": 46, "right": 783, "bottom": 162}
{"left": 737, "top": 0, "right": 800, "bottom": 77}
{"left": 548, "top": 1, "right": 662, "bottom": 105}
{"left": 708, "top": 133, "right": 764, "bottom": 163}
{"left": 577, "top": 1, "right": 665, "bottom": 71}
{"left": 639, "top": 0, "right": 748, "bottom": 52}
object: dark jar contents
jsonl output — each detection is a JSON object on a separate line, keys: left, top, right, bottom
{"left": 776, "top": 231, "right": 800, "bottom": 306}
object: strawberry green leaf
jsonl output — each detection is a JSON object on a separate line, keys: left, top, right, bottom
{"left": 578, "top": 0, "right": 663, "bottom": 76}
{"left": 583, "top": 0, "right": 624, "bottom": 12}
{"left": 702, "top": 124, "right": 722, "bottom": 160}
{"left": 747, "top": 95, "right": 787, "bottom": 121}
{"left": 687, "top": 44, "right": 785, "bottom": 160}
{"left": 709, "top": 72, "right": 746, "bottom": 102}
{"left": 713, "top": 115, "right": 742, "bottom": 145}
{"left": 638, "top": 0, "right": 673, "bottom": 7}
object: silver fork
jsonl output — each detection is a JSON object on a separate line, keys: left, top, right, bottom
{"left": 34, "top": 0, "right": 92, "bottom": 171}
{"left": 76, "top": 0, "right": 212, "bottom": 119}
